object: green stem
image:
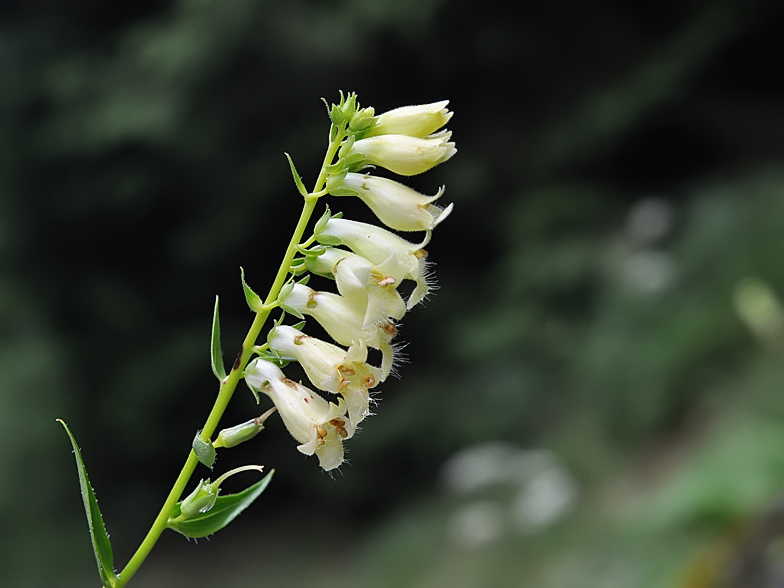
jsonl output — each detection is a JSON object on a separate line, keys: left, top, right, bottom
{"left": 115, "top": 129, "right": 345, "bottom": 588}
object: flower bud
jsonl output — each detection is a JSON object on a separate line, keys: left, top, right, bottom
{"left": 180, "top": 479, "right": 219, "bottom": 518}
{"left": 214, "top": 407, "right": 276, "bottom": 449}
{"left": 366, "top": 100, "right": 452, "bottom": 138}
{"left": 349, "top": 106, "right": 376, "bottom": 133}
{"left": 328, "top": 172, "right": 453, "bottom": 232}
{"left": 347, "top": 132, "right": 456, "bottom": 176}
{"left": 177, "top": 465, "right": 265, "bottom": 519}
{"left": 329, "top": 91, "right": 358, "bottom": 127}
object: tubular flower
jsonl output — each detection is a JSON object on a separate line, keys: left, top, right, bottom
{"left": 316, "top": 217, "right": 432, "bottom": 309}
{"left": 244, "top": 358, "right": 354, "bottom": 471}
{"left": 327, "top": 172, "right": 454, "bottom": 232}
{"left": 268, "top": 325, "right": 382, "bottom": 425}
{"left": 278, "top": 283, "right": 397, "bottom": 379}
{"left": 346, "top": 131, "right": 456, "bottom": 176}
{"left": 366, "top": 100, "right": 452, "bottom": 138}
{"left": 306, "top": 246, "right": 407, "bottom": 328}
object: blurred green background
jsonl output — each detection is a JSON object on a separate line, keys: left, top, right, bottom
{"left": 3, "top": 0, "right": 784, "bottom": 586}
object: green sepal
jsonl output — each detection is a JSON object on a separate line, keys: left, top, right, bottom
{"left": 297, "top": 274, "right": 311, "bottom": 286}
{"left": 292, "top": 320, "right": 306, "bottom": 330}
{"left": 57, "top": 420, "right": 117, "bottom": 588}
{"left": 338, "top": 135, "right": 356, "bottom": 159}
{"left": 296, "top": 244, "right": 326, "bottom": 257}
{"left": 329, "top": 97, "right": 345, "bottom": 125}
{"left": 330, "top": 186, "right": 360, "bottom": 197}
{"left": 285, "top": 153, "right": 309, "bottom": 198}
{"left": 167, "top": 470, "right": 274, "bottom": 539}
{"left": 316, "top": 234, "right": 343, "bottom": 247}
{"left": 211, "top": 296, "right": 226, "bottom": 381}
{"left": 240, "top": 267, "right": 264, "bottom": 312}
{"left": 179, "top": 479, "right": 218, "bottom": 518}
{"left": 289, "top": 258, "right": 308, "bottom": 276}
{"left": 343, "top": 153, "right": 367, "bottom": 170}
{"left": 192, "top": 431, "right": 216, "bottom": 469}
{"left": 256, "top": 347, "right": 290, "bottom": 368}
{"left": 278, "top": 303, "right": 304, "bottom": 319}
{"left": 325, "top": 159, "right": 346, "bottom": 175}
{"left": 278, "top": 280, "right": 295, "bottom": 301}
{"left": 313, "top": 206, "right": 333, "bottom": 235}
{"left": 348, "top": 107, "right": 376, "bottom": 133}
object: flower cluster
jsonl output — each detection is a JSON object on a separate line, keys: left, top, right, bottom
{"left": 243, "top": 94, "right": 455, "bottom": 470}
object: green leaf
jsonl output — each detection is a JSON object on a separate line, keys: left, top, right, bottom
{"left": 211, "top": 296, "right": 226, "bottom": 381}
{"left": 240, "top": 267, "right": 264, "bottom": 312}
{"left": 285, "top": 153, "right": 309, "bottom": 198}
{"left": 192, "top": 431, "right": 216, "bottom": 469}
{"left": 57, "top": 420, "right": 117, "bottom": 588}
{"left": 167, "top": 470, "right": 274, "bottom": 538}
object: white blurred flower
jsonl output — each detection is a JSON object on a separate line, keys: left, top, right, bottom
{"left": 244, "top": 358, "right": 354, "bottom": 471}
{"left": 328, "top": 172, "right": 453, "bottom": 232}
{"left": 366, "top": 100, "right": 452, "bottom": 138}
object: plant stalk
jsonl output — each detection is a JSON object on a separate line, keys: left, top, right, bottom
{"left": 115, "top": 128, "right": 344, "bottom": 587}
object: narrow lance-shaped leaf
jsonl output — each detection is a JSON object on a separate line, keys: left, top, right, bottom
{"left": 211, "top": 295, "right": 226, "bottom": 381}
{"left": 285, "top": 153, "right": 309, "bottom": 198}
{"left": 167, "top": 470, "right": 274, "bottom": 538}
{"left": 57, "top": 420, "right": 117, "bottom": 588}
{"left": 240, "top": 267, "right": 264, "bottom": 312}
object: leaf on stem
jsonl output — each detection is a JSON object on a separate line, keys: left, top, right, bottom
{"left": 240, "top": 267, "right": 264, "bottom": 312}
{"left": 285, "top": 153, "right": 309, "bottom": 198}
{"left": 192, "top": 431, "right": 216, "bottom": 469}
{"left": 167, "top": 470, "right": 275, "bottom": 538}
{"left": 57, "top": 420, "right": 117, "bottom": 588}
{"left": 211, "top": 296, "right": 226, "bottom": 381}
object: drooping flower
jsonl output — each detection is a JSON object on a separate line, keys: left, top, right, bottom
{"left": 327, "top": 172, "right": 453, "bottom": 232}
{"left": 244, "top": 358, "right": 354, "bottom": 471}
{"left": 305, "top": 246, "right": 407, "bottom": 328}
{"left": 315, "top": 217, "right": 433, "bottom": 309}
{"left": 365, "top": 100, "right": 452, "bottom": 138}
{"left": 278, "top": 283, "right": 398, "bottom": 378}
{"left": 346, "top": 131, "right": 456, "bottom": 176}
{"left": 268, "top": 325, "right": 382, "bottom": 426}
